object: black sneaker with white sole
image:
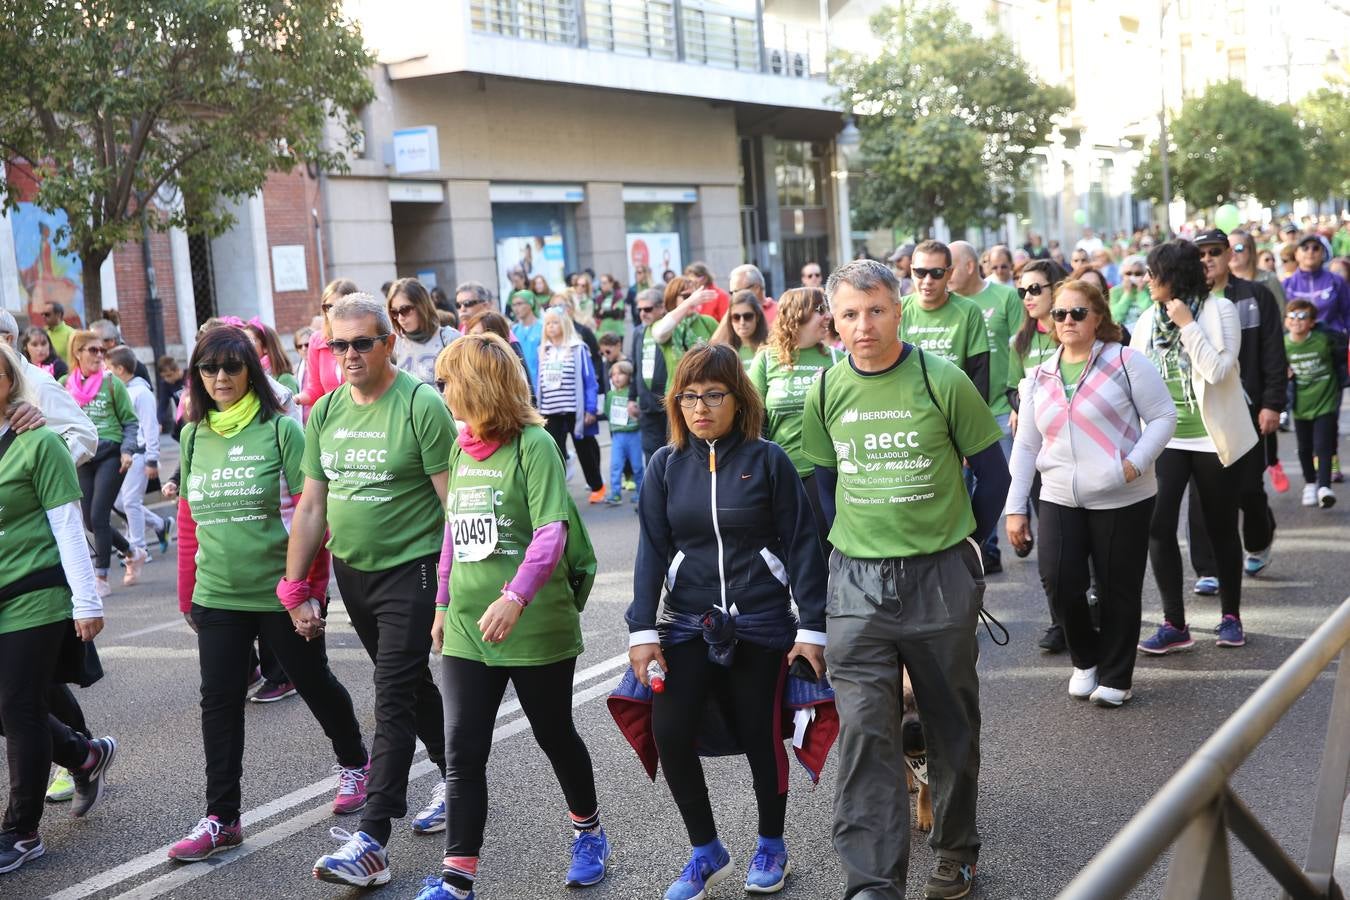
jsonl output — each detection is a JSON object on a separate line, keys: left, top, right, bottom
{"left": 71, "top": 736, "right": 117, "bottom": 818}
{"left": 0, "top": 831, "right": 44, "bottom": 874}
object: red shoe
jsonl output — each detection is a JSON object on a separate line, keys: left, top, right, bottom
{"left": 1268, "top": 461, "right": 1289, "bottom": 494}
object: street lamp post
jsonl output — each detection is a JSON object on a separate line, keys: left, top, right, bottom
{"left": 835, "top": 115, "right": 861, "bottom": 267}
{"left": 1159, "top": 0, "right": 1172, "bottom": 235}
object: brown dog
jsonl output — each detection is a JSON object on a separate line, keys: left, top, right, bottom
{"left": 901, "top": 666, "right": 933, "bottom": 832}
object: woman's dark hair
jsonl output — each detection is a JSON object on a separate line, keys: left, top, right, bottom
{"left": 1146, "top": 239, "right": 1208, "bottom": 302}
{"left": 1067, "top": 264, "right": 1110, "bottom": 297}
{"left": 186, "top": 326, "right": 283, "bottom": 424}
{"left": 665, "top": 342, "right": 765, "bottom": 450}
{"left": 711, "top": 291, "right": 768, "bottom": 351}
{"left": 464, "top": 309, "right": 512, "bottom": 341}
{"left": 1013, "top": 259, "right": 1068, "bottom": 357}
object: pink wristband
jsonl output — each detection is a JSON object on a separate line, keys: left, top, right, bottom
{"left": 502, "top": 586, "right": 529, "bottom": 609}
{"left": 276, "top": 577, "right": 311, "bottom": 610}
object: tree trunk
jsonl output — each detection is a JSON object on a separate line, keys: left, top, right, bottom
{"left": 81, "top": 247, "right": 108, "bottom": 323}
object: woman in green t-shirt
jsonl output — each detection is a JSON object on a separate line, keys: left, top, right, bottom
{"left": 424, "top": 333, "right": 608, "bottom": 897}
{"left": 710, "top": 291, "right": 768, "bottom": 368}
{"left": 0, "top": 342, "right": 116, "bottom": 875}
{"left": 61, "top": 330, "right": 142, "bottom": 598}
{"left": 595, "top": 273, "right": 628, "bottom": 339}
{"left": 1109, "top": 255, "right": 1151, "bottom": 328}
{"left": 167, "top": 327, "right": 369, "bottom": 863}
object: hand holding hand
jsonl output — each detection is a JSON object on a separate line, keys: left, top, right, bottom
{"left": 288, "top": 601, "right": 324, "bottom": 641}
{"left": 162, "top": 482, "right": 179, "bottom": 499}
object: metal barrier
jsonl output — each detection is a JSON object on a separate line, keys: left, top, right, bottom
{"left": 1058, "top": 597, "right": 1350, "bottom": 900}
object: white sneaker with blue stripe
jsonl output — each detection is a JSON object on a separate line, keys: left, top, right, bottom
{"left": 312, "top": 827, "right": 390, "bottom": 887}
{"left": 411, "top": 779, "right": 447, "bottom": 834}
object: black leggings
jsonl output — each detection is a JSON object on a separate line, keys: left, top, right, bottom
{"left": 190, "top": 604, "right": 367, "bottom": 822}
{"left": 1189, "top": 409, "right": 1276, "bottom": 573}
{"left": 652, "top": 639, "right": 788, "bottom": 846}
{"left": 1150, "top": 448, "right": 1242, "bottom": 627}
{"left": 1295, "top": 413, "right": 1339, "bottom": 489}
{"left": 79, "top": 442, "right": 130, "bottom": 572}
{"left": 48, "top": 683, "right": 90, "bottom": 739}
{"left": 543, "top": 413, "right": 604, "bottom": 492}
{"left": 440, "top": 654, "right": 597, "bottom": 857}
{"left": 1038, "top": 498, "right": 1154, "bottom": 689}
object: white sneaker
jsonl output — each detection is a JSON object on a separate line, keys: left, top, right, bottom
{"left": 1302, "top": 484, "right": 1318, "bottom": 507}
{"left": 1068, "top": 666, "right": 1098, "bottom": 699}
{"left": 1318, "top": 486, "right": 1337, "bottom": 508}
{"left": 1090, "top": 685, "right": 1132, "bottom": 707}
{"left": 94, "top": 576, "right": 111, "bottom": 599}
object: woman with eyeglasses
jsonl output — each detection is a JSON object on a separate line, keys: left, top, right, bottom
{"left": 711, "top": 291, "right": 768, "bottom": 368}
{"left": 1006, "top": 281, "right": 1175, "bottom": 707}
{"left": 61, "top": 330, "right": 142, "bottom": 599}
{"left": 167, "top": 326, "right": 370, "bottom": 863}
{"left": 748, "top": 288, "right": 839, "bottom": 545}
{"left": 628, "top": 343, "right": 826, "bottom": 900}
{"left": 537, "top": 308, "right": 606, "bottom": 504}
{"left": 509, "top": 293, "right": 543, "bottom": 387}
{"left": 388, "top": 278, "right": 463, "bottom": 386}
{"left": 1109, "top": 255, "right": 1152, "bottom": 328}
{"left": 297, "top": 278, "right": 360, "bottom": 410}
{"left": 1228, "top": 230, "right": 1286, "bottom": 312}
{"left": 1133, "top": 240, "right": 1257, "bottom": 655}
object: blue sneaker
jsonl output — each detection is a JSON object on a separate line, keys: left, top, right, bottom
{"left": 1193, "top": 576, "right": 1220, "bottom": 596}
{"left": 745, "top": 839, "right": 791, "bottom": 893}
{"left": 411, "top": 780, "right": 446, "bottom": 834}
{"left": 1215, "top": 615, "right": 1246, "bottom": 648}
{"left": 1137, "top": 622, "right": 1195, "bottom": 655}
{"left": 565, "top": 828, "right": 611, "bottom": 887}
{"left": 312, "top": 828, "right": 390, "bottom": 887}
{"left": 414, "top": 875, "right": 472, "bottom": 900}
{"left": 665, "top": 843, "right": 733, "bottom": 900}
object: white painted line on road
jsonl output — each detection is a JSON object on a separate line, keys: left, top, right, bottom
{"left": 107, "top": 619, "right": 185, "bottom": 641}
{"left": 48, "top": 656, "right": 630, "bottom": 900}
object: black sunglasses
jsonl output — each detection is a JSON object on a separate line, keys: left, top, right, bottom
{"left": 328, "top": 335, "right": 389, "bottom": 355}
{"left": 912, "top": 266, "right": 948, "bottom": 281}
{"left": 391, "top": 304, "right": 418, "bottom": 318}
{"left": 197, "top": 360, "right": 245, "bottom": 376}
{"left": 1016, "top": 283, "right": 1051, "bottom": 299}
{"left": 1051, "top": 307, "right": 1091, "bottom": 322}
{"left": 731, "top": 312, "right": 757, "bottom": 323}
{"left": 1199, "top": 246, "right": 1227, "bottom": 259}
{"left": 637, "top": 305, "right": 657, "bottom": 314}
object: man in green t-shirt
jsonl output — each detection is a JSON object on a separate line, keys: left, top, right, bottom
{"left": 900, "top": 241, "right": 991, "bottom": 402}
{"left": 801, "top": 259, "right": 1009, "bottom": 900}
{"left": 283, "top": 292, "right": 455, "bottom": 887}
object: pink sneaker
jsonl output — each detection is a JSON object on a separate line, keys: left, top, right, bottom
{"left": 122, "top": 548, "right": 148, "bottom": 586}
{"left": 1268, "top": 461, "right": 1290, "bottom": 494}
{"left": 331, "top": 760, "right": 369, "bottom": 815}
{"left": 168, "top": 815, "right": 242, "bottom": 862}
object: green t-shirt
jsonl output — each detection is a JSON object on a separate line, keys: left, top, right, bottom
{"left": 1109, "top": 286, "right": 1152, "bottom": 328}
{"left": 182, "top": 412, "right": 305, "bottom": 611}
{"left": 1163, "top": 362, "right": 1207, "bottom": 439}
{"left": 302, "top": 370, "right": 454, "bottom": 571}
{"left": 605, "top": 388, "right": 638, "bottom": 432}
{"left": 0, "top": 428, "right": 81, "bottom": 635}
{"left": 965, "top": 283, "right": 1022, "bottom": 415}
{"left": 61, "top": 374, "right": 136, "bottom": 443}
{"left": 276, "top": 372, "right": 300, "bottom": 395}
{"left": 1059, "top": 357, "right": 1088, "bottom": 400}
{"left": 659, "top": 314, "right": 719, "bottom": 375}
{"left": 801, "top": 349, "right": 1003, "bottom": 559}
{"left": 48, "top": 321, "right": 76, "bottom": 367}
{"left": 1287, "top": 330, "right": 1339, "bottom": 420}
{"left": 899, "top": 293, "right": 990, "bottom": 371}
{"left": 1007, "top": 328, "right": 1058, "bottom": 393}
{"left": 640, "top": 329, "right": 661, "bottom": 391}
{"left": 443, "top": 426, "right": 582, "bottom": 666}
{"left": 737, "top": 343, "right": 756, "bottom": 369}
{"left": 749, "top": 344, "right": 840, "bottom": 476}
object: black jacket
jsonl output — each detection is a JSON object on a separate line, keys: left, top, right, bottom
{"left": 628, "top": 431, "right": 828, "bottom": 642}
{"left": 628, "top": 323, "right": 667, "bottom": 416}
{"left": 1223, "top": 276, "right": 1287, "bottom": 413}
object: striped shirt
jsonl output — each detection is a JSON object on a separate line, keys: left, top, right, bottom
{"left": 538, "top": 343, "right": 579, "bottom": 415}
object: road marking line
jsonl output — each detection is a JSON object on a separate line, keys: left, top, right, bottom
{"left": 107, "top": 620, "right": 185, "bottom": 641}
{"left": 48, "top": 656, "right": 629, "bottom": 900}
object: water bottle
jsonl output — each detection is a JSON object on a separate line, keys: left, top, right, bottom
{"left": 646, "top": 660, "right": 666, "bottom": 693}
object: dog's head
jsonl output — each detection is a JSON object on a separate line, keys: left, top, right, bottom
{"left": 901, "top": 681, "right": 926, "bottom": 758}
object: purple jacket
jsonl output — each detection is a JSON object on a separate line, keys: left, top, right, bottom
{"left": 1283, "top": 268, "right": 1350, "bottom": 334}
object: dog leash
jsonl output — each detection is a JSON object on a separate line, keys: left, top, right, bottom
{"left": 978, "top": 607, "right": 1010, "bottom": 646}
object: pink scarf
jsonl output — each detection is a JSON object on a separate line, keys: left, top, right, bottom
{"left": 458, "top": 425, "right": 502, "bottom": 461}
{"left": 66, "top": 366, "right": 104, "bottom": 407}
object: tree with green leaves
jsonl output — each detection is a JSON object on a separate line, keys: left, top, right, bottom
{"left": 1298, "top": 85, "right": 1350, "bottom": 202}
{"left": 1133, "top": 80, "right": 1304, "bottom": 209}
{"left": 830, "top": 1, "right": 1071, "bottom": 237}
{"left": 0, "top": 0, "right": 374, "bottom": 320}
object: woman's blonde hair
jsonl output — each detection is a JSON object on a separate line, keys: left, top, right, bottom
{"left": 68, "top": 330, "right": 101, "bottom": 364}
{"left": 542, "top": 306, "right": 579, "bottom": 346}
{"left": 320, "top": 278, "right": 360, "bottom": 340}
{"left": 0, "top": 341, "right": 29, "bottom": 403}
{"left": 435, "top": 333, "right": 542, "bottom": 442}
{"left": 768, "top": 287, "right": 827, "bottom": 367}
{"left": 1053, "top": 279, "right": 1123, "bottom": 344}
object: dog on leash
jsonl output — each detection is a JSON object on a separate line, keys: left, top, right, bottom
{"left": 901, "top": 667, "right": 933, "bottom": 832}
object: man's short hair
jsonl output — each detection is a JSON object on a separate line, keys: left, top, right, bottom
{"left": 728, "top": 264, "right": 765, "bottom": 292}
{"left": 330, "top": 292, "right": 394, "bottom": 335}
{"left": 826, "top": 259, "right": 900, "bottom": 307}
{"left": 913, "top": 240, "right": 952, "bottom": 266}
{"left": 637, "top": 287, "right": 664, "bottom": 308}
{"left": 48, "top": 301, "right": 65, "bottom": 317}
{"left": 454, "top": 281, "right": 493, "bottom": 304}
{"left": 107, "top": 345, "right": 139, "bottom": 373}
{"left": 90, "top": 319, "right": 119, "bottom": 342}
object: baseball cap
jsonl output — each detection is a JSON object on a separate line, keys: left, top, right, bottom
{"left": 1193, "top": 228, "right": 1228, "bottom": 247}
{"left": 888, "top": 243, "right": 915, "bottom": 263}
{"left": 1281, "top": 223, "right": 1299, "bottom": 235}
{"left": 1299, "top": 234, "right": 1333, "bottom": 256}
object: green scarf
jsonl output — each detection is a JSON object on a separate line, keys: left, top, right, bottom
{"left": 207, "top": 390, "right": 261, "bottom": 437}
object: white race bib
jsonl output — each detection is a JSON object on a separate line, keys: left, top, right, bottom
{"left": 450, "top": 486, "right": 498, "bottom": 562}
{"left": 609, "top": 397, "right": 630, "bottom": 427}
{"left": 642, "top": 349, "right": 656, "bottom": 380}
{"left": 542, "top": 359, "right": 565, "bottom": 390}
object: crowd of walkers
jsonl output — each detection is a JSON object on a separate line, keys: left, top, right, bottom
{"left": 0, "top": 215, "right": 1346, "bottom": 900}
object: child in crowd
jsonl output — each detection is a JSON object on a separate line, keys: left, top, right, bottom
{"left": 1285, "top": 298, "right": 1340, "bottom": 508}
{"left": 604, "top": 360, "right": 644, "bottom": 506}
{"left": 156, "top": 355, "right": 185, "bottom": 439}
{"left": 109, "top": 347, "right": 170, "bottom": 572}
{"left": 597, "top": 333, "right": 637, "bottom": 491}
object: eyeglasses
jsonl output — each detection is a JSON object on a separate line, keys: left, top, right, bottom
{"left": 459, "top": 298, "right": 487, "bottom": 310}
{"left": 814, "top": 304, "right": 829, "bottom": 316}
{"left": 197, "top": 360, "right": 245, "bottom": 376}
{"left": 328, "top": 335, "right": 389, "bottom": 355}
{"left": 1287, "top": 311, "right": 1312, "bottom": 321}
{"left": 82, "top": 346, "right": 106, "bottom": 356}
{"left": 1016, "top": 283, "right": 1051, "bottom": 299}
{"left": 391, "top": 304, "right": 418, "bottom": 319}
{"left": 1199, "top": 246, "right": 1228, "bottom": 259}
{"left": 731, "top": 312, "right": 757, "bottom": 323}
{"left": 1231, "top": 242, "right": 1246, "bottom": 253}
{"left": 297, "top": 342, "right": 310, "bottom": 352}
{"left": 1125, "top": 271, "right": 1146, "bottom": 278}
{"left": 1051, "top": 307, "right": 1091, "bottom": 322}
{"left": 912, "top": 266, "right": 948, "bottom": 281}
{"left": 637, "top": 305, "right": 657, "bottom": 314}
{"left": 675, "top": 390, "right": 728, "bottom": 408}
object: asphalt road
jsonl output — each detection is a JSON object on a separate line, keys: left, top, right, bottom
{"left": 2, "top": 431, "right": 1346, "bottom": 900}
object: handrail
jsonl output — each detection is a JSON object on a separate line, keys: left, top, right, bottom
{"left": 1058, "top": 596, "right": 1350, "bottom": 899}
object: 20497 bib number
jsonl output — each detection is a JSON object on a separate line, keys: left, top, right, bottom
{"left": 450, "top": 485, "right": 499, "bottom": 562}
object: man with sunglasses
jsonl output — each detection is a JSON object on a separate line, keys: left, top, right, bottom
{"left": 984, "top": 246, "right": 1014, "bottom": 288}
{"left": 41, "top": 301, "right": 77, "bottom": 367}
{"left": 900, "top": 241, "right": 991, "bottom": 403}
{"left": 626, "top": 288, "right": 672, "bottom": 460}
{"left": 1184, "top": 228, "right": 1286, "bottom": 586}
{"left": 283, "top": 293, "right": 455, "bottom": 888}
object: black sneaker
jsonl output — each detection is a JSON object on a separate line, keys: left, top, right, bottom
{"left": 0, "top": 831, "right": 44, "bottom": 874}
{"left": 981, "top": 554, "right": 1003, "bottom": 575}
{"left": 1037, "top": 624, "right": 1066, "bottom": 653}
{"left": 72, "top": 736, "right": 117, "bottom": 818}
{"left": 924, "top": 856, "right": 974, "bottom": 899}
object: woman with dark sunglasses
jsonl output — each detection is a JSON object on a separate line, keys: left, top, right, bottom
{"left": 387, "top": 278, "right": 462, "bottom": 386}
{"left": 710, "top": 291, "right": 768, "bottom": 367}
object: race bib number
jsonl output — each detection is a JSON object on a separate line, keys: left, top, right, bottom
{"left": 542, "top": 359, "right": 564, "bottom": 390}
{"left": 609, "top": 397, "right": 630, "bottom": 427}
{"left": 451, "top": 485, "right": 498, "bottom": 562}
{"left": 904, "top": 753, "right": 929, "bottom": 785}
{"left": 642, "top": 349, "right": 656, "bottom": 381}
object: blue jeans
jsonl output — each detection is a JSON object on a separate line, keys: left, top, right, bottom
{"left": 609, "top": 429, "right": 645, "bottom": 500}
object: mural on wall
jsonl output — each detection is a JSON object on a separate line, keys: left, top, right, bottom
{"left": 12, "top": 202, "right": 85, "bottom": 324}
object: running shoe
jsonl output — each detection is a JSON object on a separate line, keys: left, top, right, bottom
{"left": 1268, "top": 461, "right": 1290, "bottom": 493}
{"left": 1138, "top": 622, "right": 1195, "bottom": 655}
{"left": 157, "top": 517, "right": 175, "bottom": 553}
{"left": 924, "top": 856, "right": 975, "bottom": 899}
{"left": 565, "top": 828, "right": 611, "bottom": 887}
{"left": 1244, "top": 545, "right": 1273, "bottom": 576}
{"left": 1037, "top": 624, "right": 1066, "bottom": 653}
{"left": 604, "top": 493, "right": 623, "bottom": 506}
{"left": 588, "top": 486, "right": 607, "bottom": 505}
{"left": 1319, "top": 486, "right": 1337, "bottom": 508}
{"left": 46, "top": 766, "right": 75, "bottom": 802}
{"left": 745, "top": 838, "right": 791, "bottom": 894}
{"left": 1193, "top": 576, "right": 1219, "bottom": 596}
{"left": 250, "top": 680, "right": 297, "bottom": 703}
{"left": 0, "top": 831, "right": 44, "bottom": 874}
{"left": 415, "top": 875, "right": 472, "bottom": 899}
{"left": 622, "top": 477, "right": 637, "bottom": 491}
{"left": 246, "top": 666, "right": 265, "bottom": 694}
{"left": 411, "top": 779, "right": 447, "bottom": 834}
{"left": 1090, "top": 685, "right": 1133, "bottom": 708}
{"left": 331, "top": 760, "right": 369, "bottom": 815}
{"left": 168, "top": 815, "right": 243, "bottom": 862}
{"left": 1215, "top": 615, "right": 1246, "bottom": 648}
{"left": 665, "top": 843, "right": 733, "bottom": 900}
{"left": 71, "top": 736, "right": 117, "bottom": 817}
{"left": 312, "top": 828, "right": 390, "bottom": 887}
{"left": 1068, "top": 666, "right": 1098, "bottom": 700}
{"left": 94, "top": 576, "right": 111, "bottom": 600}
{"left": 122, "top": 547, "right": 148, "bottom": 586}
{"left": 1303, "top": 484, "right": 1319, "bottom": 507}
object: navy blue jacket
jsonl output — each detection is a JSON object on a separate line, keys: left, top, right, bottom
{"left": 627, "top": 430, "right": 828, "bottom": 647}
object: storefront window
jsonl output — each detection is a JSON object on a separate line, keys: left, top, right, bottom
{"left": 624, "top": 202, "right": 689, "bottom": 285}
{"left": 775, "top": 140, "right": 826, "bottom": 209}
{"left": 491, "top": 202, "right": 577, "bottom": 305}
